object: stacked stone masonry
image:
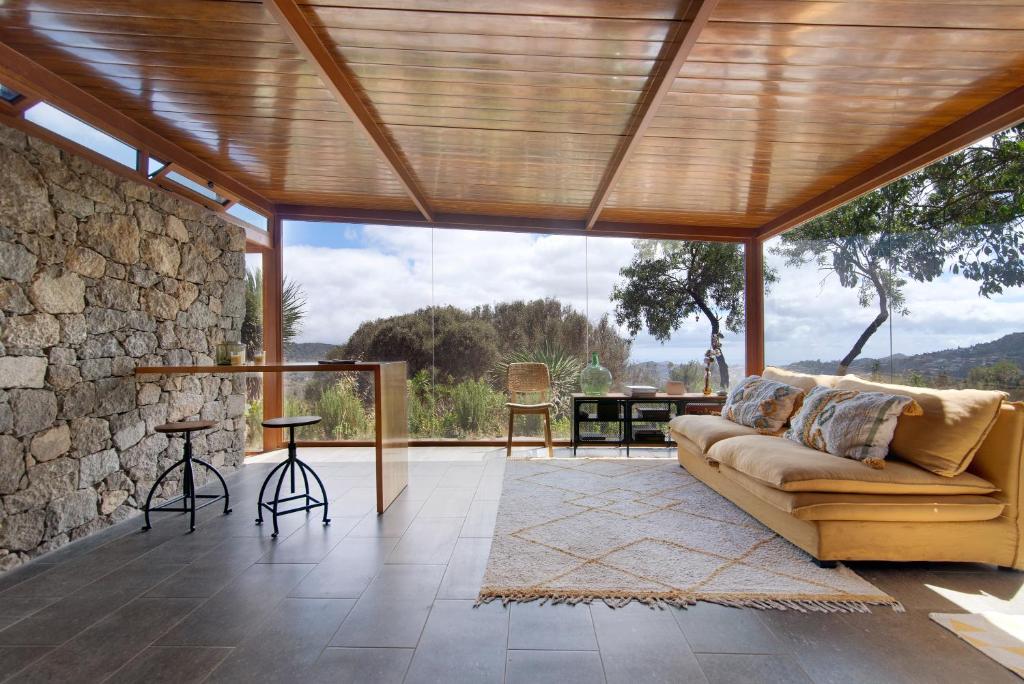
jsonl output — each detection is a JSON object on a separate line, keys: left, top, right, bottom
{"left": 0, "top": 121, "right": 247, "bottom": 570}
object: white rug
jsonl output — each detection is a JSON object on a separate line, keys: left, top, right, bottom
{"left": 478, "top": 458, "right": 902, "bottom": 612}
{"left": 931, "top": 613, "right": 1024, "bottom": 678}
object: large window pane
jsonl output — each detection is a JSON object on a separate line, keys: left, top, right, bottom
{"left": 282, "top": 221, "right": 431, "bottom": 441}
{"left": 280, "top": 219, "right": 747, "bottom": 443}
{"left": 242, "top": 252, "right": 264, "bottom": 452}
{"left": 765, "top": 126, "right": 1023, "bottom": 398}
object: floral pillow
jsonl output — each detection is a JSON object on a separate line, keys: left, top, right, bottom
{"left": 721, "top": 375, "right": 805, "bottom": 434}
{"left": 785, "top": 386, "right": 919, "bottom": 469}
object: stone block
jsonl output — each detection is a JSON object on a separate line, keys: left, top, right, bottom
{"left": 60, "top": 376, "right": 95, "bottom": 417}
{"left": 0, "top": 281, "right": 32, "bottom": 314}
{"left": 71, "top": 417, "right": 110, "bottom": 456}
{"left": 79, "top": 448, "right": 119, "bottom": 487}
{"left": 10, "top": 388, "right": 58, "bottom": 436}
{"left": 1, "top": 313, "right": 60, "bottom": 348}
{"left": 141, "top": 234, "right": 180, "bottom": 277}
{"left": 0, "top": 434, "right": 26, "bottom": 494}
{"left": 0, "top": 510, "right": 46, "bottom": 552}
{"left": 80, "top": 213, "right": 139, "bottom": 264}
{"left": 29, "top": 272, "right": 85, "bottom": 314}
{"left": 29, "top": 424, "right": 71, "bottom": 462}
{"left": 0, "top": 356, "right": 46, "bottom": 388}
{"left": 46, "top": 488, "right": 98, "bottom": 534}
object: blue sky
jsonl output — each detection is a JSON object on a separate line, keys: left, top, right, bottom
{"left": 276, "top": 221, "right": 1024, "bottom": 372}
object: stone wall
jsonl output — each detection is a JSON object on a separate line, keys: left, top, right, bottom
{"left": 0, "top": 121, "right": 247, "bottom": 571}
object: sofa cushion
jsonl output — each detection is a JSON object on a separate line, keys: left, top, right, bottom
{"left": 762, "top": 366, "right": 841, "bottom": 393}
{"left": 706, "top": 435, "right": 998, "bottom": 495}
{"left": 836, "top": 376, "right": 1006, "bottom": 477}
{"left": 717, "top": 465, "right": 1005, "bottom": 522}
{"left": 668, "top": 414, "right": 759, "bottom": 452}
{"left": 785, "top": 386, "right": 914, "bottom": 468}
{"left": 721, "top": 375, "right": 805, "bottom": 434}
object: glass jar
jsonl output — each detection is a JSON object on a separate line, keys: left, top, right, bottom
{"left": 580, "top": 352, "right": 613, "bottom": 395}
{"left": 216, "top": 341, "right": 246, "bottom": 366}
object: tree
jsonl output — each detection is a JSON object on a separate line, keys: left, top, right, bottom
{"left": 612, "top": 241, "right": 771, "bottom": 388}
{"left": 775, "top": 124, "right": 1024, "bottom": 375}
{"left": 669, "top": 361, "right": 705, "bottom": 391}
{"left": 241, "top": 266, "right": 308, "bottom": 354}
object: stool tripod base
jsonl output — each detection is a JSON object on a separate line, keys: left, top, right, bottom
{"left": 141, "top": 429, "right": 231, "bottom": 533}
{"left": 255, "top": 427, "right": 330, "bottom": 538}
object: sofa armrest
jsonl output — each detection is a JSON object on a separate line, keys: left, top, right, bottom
{"left": 968, "top": 402, "right": 1024, "bottom": 566}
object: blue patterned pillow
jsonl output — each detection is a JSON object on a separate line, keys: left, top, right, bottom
{"left": 721, "top": 375, "right": 805, "bottom": 434}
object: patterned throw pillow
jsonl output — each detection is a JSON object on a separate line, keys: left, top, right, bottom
{"left": 721, "top": 375, "right": 805, "bottom": 435}
{"left": 785, "top": 386, "right": 916, "bottom": 469}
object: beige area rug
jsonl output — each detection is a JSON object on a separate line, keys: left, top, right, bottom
{"left": 478, "top": 458, "right": 902, "bottom": 612}
{"left": 931, "top": 613, "right": 1024, "bottom": 678}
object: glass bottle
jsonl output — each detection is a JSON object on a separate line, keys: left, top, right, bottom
{"left": 580, "top": 352, "right": 613, "bottom": 395}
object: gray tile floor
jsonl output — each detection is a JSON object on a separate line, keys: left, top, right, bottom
{"left": 0, "top": 448, "right": 1020, "bottom": 683}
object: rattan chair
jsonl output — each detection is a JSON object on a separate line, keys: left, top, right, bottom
{"left": 505, "top": 362, "right": 554, "bottom": 458}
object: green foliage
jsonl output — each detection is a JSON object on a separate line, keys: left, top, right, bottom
{"left": 408, "top": 370, "right": 443, "bottom": 438}
{"left": 968, "top": 360, "right": 1023, "bottom": 392}
{"left": 244, "top": 397, "right": 263, "bottom": 451}
{"left": 612, "top": 241, "right": 775, "bottom": 387}
{"left": 493, "top": 344, "right": 583, "bottom": 416}
{"left": 443, "top": 379, "right": 507, "bottom": 438}
{"left": 287, "top": 376, "right": 372, "bottom": 441}
{"left": 668, "top": 361, "right": 705, "bottom": 391}
{"left": 341, "top": 299, "right": 632, "bottom": 386}
{"left": 434, "top": 320, "right": 499, "bottom": 381}
{"left": 776, "top": 125, "right": 1024, "bottom": 373}
{"left": 241, "top": 266, "right": 308, "bottom": 354}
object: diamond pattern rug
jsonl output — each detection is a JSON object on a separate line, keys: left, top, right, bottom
{"left": 478, "top": 458, "right": 902, "bottom": 612}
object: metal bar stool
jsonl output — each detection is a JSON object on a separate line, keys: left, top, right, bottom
{"left": 256, "top": 415, "right": 331, "bottom": 537}
{"left": 142, "top": 420, "right": 232, "bottom": 532}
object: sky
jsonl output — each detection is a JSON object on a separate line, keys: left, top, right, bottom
{"left": 275, "top": 221, "right": 1024, "bottom": 372}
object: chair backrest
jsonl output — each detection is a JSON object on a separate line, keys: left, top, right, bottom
{"left": 507, "top": 363, "right": 551, "bottom": 402}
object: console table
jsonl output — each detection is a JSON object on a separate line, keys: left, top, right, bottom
{"left": 134, "top": 362, "right": 408, "bottom": 513}
{"left": 571, "top": 393, "right": 725, "bottom": 456}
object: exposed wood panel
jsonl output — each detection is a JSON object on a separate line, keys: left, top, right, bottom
{"left": 263, "top": 0, "right": 434, "bottom": 219}
{"left": 606, "top": 1, "right": 1024, "bottom": 226}
{"left": 1, "top": 0, "right": 1022, "bottom": 236}
{"left": 586, "top": 0, "right": 718, "bottom": 228}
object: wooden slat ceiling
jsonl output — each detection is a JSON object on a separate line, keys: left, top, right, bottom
{"left": 1, "top": 0, "right": 1023, "bottom": 235}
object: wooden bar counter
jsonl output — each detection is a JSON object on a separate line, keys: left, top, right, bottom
{"left": 135, "top": 362, "right": 409, "bottom": 513}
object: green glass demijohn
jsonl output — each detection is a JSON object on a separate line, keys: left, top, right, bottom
{"left": 580, "top": 352, "right": 613, "bottom": 395}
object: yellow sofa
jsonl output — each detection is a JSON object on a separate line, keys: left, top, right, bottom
{"left": 669, "top": 368, "right": 1024, "bottom": 568}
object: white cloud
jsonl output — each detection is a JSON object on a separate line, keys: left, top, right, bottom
{"left": 279, "top": 224, "right": 1022, "bottom": 371}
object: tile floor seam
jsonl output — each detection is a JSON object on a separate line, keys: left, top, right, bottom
{"left": 96, "top": 597, "right": 217, "bottom": 684}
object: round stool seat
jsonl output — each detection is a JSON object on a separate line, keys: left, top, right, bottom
{"left": 154, "top": 420, "right": 217, "bottom": 434}
{"left": 262, "top": 415, "right": 322, "bottom": 429}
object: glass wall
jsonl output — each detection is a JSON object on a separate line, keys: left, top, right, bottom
{"left": 280, "top": 220, "right": 747, "bottom": 442}
{"left": 764, "top": 126, "right": 1024, "bottom": 400}
{"left": 242, "top": 252, "right": 265, "bottom": 452}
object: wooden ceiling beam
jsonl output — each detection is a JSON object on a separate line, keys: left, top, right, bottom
{"left": 274, "top": 204, "right": 752, "bottom": 242}
{"left": 262, "top": 0, "right": 434, "bottom": 222}
{"left": 584, "top": 0, "right": 719, "bottom": 230}
{"left": 0, "top": 41, "right": 273, "bottom": 214}
{"left": 757, "top": 84, "right": 1024, "bottom": 241}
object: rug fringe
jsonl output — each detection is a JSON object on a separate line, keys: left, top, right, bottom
{"left": 475, "top": 589, "right": 903, "bottom": 613}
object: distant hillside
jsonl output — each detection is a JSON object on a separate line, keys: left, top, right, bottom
{"left": 786, "top": 332, "right": 1024, "bottom": 379}
{"left": 285, "top": 342, "right": 338, "bottom": 361}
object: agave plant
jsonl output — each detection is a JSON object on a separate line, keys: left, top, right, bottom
{"left": 492, "top": 344, "right": 584, "bottom": 417}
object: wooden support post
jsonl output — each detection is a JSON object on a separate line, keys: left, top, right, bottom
{"left": 262, "top": 214, "right": 285, "bottom": 450}
{"left": 744, "top": 238, "right": 765, "bottom": 376}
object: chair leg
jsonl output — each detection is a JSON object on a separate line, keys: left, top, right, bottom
{"left": 543, "top": 410, "right": 553, "bottom": 458}
{"left": 255, "top": 460, "right": 288, "bottom": 524}
{"left": 506, "top": 410, "right": 515, "bottom": 458}
{"left": 141, "top": 457, "right": 186, "bottom": 531}
{"left": 192, "top": 457, "right": 233, "bottom": 515}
